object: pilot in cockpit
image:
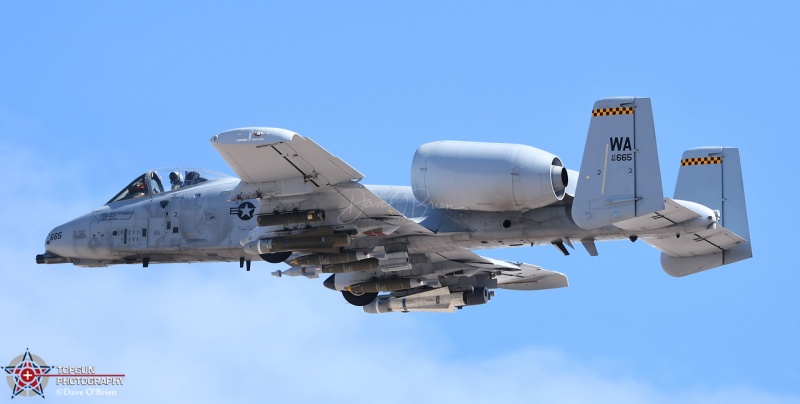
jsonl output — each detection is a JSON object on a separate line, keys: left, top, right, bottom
{"left": 169, "top": 171, "right": 183, "bottom": 190}
{"left": 184, "top": 171, "right": 207, "bottom": 186}
{"left": 129, "top": 180, "right": 147, "bottom": 199}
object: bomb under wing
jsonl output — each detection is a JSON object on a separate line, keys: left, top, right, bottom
{"left": 243, "top": 233, "right": 351, "bottom": 254}
{"left": 363, "top": 287, "right": 491, "bottom": 313}
{"left": 291, "top": 251, "right": 371, "bottom": 266}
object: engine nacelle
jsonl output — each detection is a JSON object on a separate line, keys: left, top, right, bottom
{"left": 411, "top": 141, "right": 567, "bottom": 211}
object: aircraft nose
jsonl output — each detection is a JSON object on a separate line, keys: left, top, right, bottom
{"left": 39, "top": 212, "right": 110, "bottom": 264}
{"left": 37, "top": 224, "right": 72, "bottom": 264}
{"left": 46, "top": 211, "right": 94, "bottom": 254}
{"left": 44, "top": 223, "right": 72, "bottom": 257}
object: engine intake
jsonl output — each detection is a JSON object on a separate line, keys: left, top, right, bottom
{"left": 411, "top": 141, "right": 567, "bottom": 211}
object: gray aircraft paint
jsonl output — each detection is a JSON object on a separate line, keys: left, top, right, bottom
{"left": 38, "top": 97, "right": 752, "bottom": 313}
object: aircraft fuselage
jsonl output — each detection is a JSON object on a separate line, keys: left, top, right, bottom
{"left": 40, "top": 175, "right": 701, "bottom": 268}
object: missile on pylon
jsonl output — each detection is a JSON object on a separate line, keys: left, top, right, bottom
{"left": 272, "top": 266, "right": 320, "bottom": 278}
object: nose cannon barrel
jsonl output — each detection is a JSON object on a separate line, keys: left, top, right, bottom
{"left": 36, "top": 252, "right": 68, "bottom": 264}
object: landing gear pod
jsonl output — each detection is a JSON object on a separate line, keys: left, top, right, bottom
{"left": 341, "top": 290, "right": 378, "bottom": 306}
{"left": 260, "top": 251, "right": 292, "bottom": 263}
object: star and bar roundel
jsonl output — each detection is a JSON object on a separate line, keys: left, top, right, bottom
{"left": 230, "top": 201, "right": 256, "bottom": 221}
{"left": 4, "top": 349, "right": 53, "bottom": 398}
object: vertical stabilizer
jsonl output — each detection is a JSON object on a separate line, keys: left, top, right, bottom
{"left": 660, "top": 147, "right": 752, "bottom": 276}
{"left": 572, "top": 97, "right": 665, "bottom": 229}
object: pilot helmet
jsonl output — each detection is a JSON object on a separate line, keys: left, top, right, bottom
{"left": 169, "top": 171, "right": 183, "bottom": 184}
{"left": 132, "top": 181, "right": 146, "bottom": 192}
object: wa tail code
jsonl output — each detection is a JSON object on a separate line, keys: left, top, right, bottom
{"left": 610, "top": 137, "right": 632, "bottom": 151}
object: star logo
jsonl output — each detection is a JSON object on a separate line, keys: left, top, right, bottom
{"left": 230, "top": 202, "right": 256, "bottom": 221}
{"left": 4, "top": 349, "right": 53, "bottom": 398}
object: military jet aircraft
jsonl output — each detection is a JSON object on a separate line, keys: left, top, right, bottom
{"left": 37, "top": 97, "right": 752, "bottom": 313}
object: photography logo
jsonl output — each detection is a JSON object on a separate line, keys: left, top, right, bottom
{"left": 5, "top": 349, "right": 126, "bottom": 398}
{"left": 4, "top": 349, "right": 53, "bottom": 398}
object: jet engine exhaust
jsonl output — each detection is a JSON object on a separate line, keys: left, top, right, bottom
{"left": 551, "top": 164, "right": 568, "bottom": 199}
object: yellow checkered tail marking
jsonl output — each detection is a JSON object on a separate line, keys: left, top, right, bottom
{"left": 592, "top": 106, "right": 634, "bottom": 117}
{"left": 680, "top": 156, "right": 723, "bottom": 166}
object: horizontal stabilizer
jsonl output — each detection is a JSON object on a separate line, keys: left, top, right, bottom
{"left": 615, "top": 198, "right": 713, "bottom": 232}
{"left": 659, "top": 227, "right": 747, "bottom": 255}
{"left": 656, "top": 147, "right": 752, "bottom": 276}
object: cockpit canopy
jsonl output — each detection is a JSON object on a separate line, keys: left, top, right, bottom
{"left": 107, "top": 168, "right": 232, "bottom": 204}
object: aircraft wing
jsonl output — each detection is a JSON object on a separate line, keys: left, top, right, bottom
{"left": 211, "top": 128, "right": 433, "bottom": 238}
{"left": 430, "top": 250, "right": 568, "bottom": 291}
{"left": 352, "top": 249, "right": 567, "bottom": 313}
{"left": 213, "top": 128, "right": 363, "bottom": 186}
{"left": 495, "top": 263, "right": 570, "bottom": 291}
{"left": 317, "top": 247, "right": 568, "bottom": 310}
{"left": 213, "top": 128, "right": 566, "bottom": 314}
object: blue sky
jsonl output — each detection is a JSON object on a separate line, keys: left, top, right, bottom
{"left": 1, "top": 2, "right": 798, "bottom": 402}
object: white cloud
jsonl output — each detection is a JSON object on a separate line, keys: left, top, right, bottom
{"left": 1, "top": 252, "right": 795, "bottom": 404}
